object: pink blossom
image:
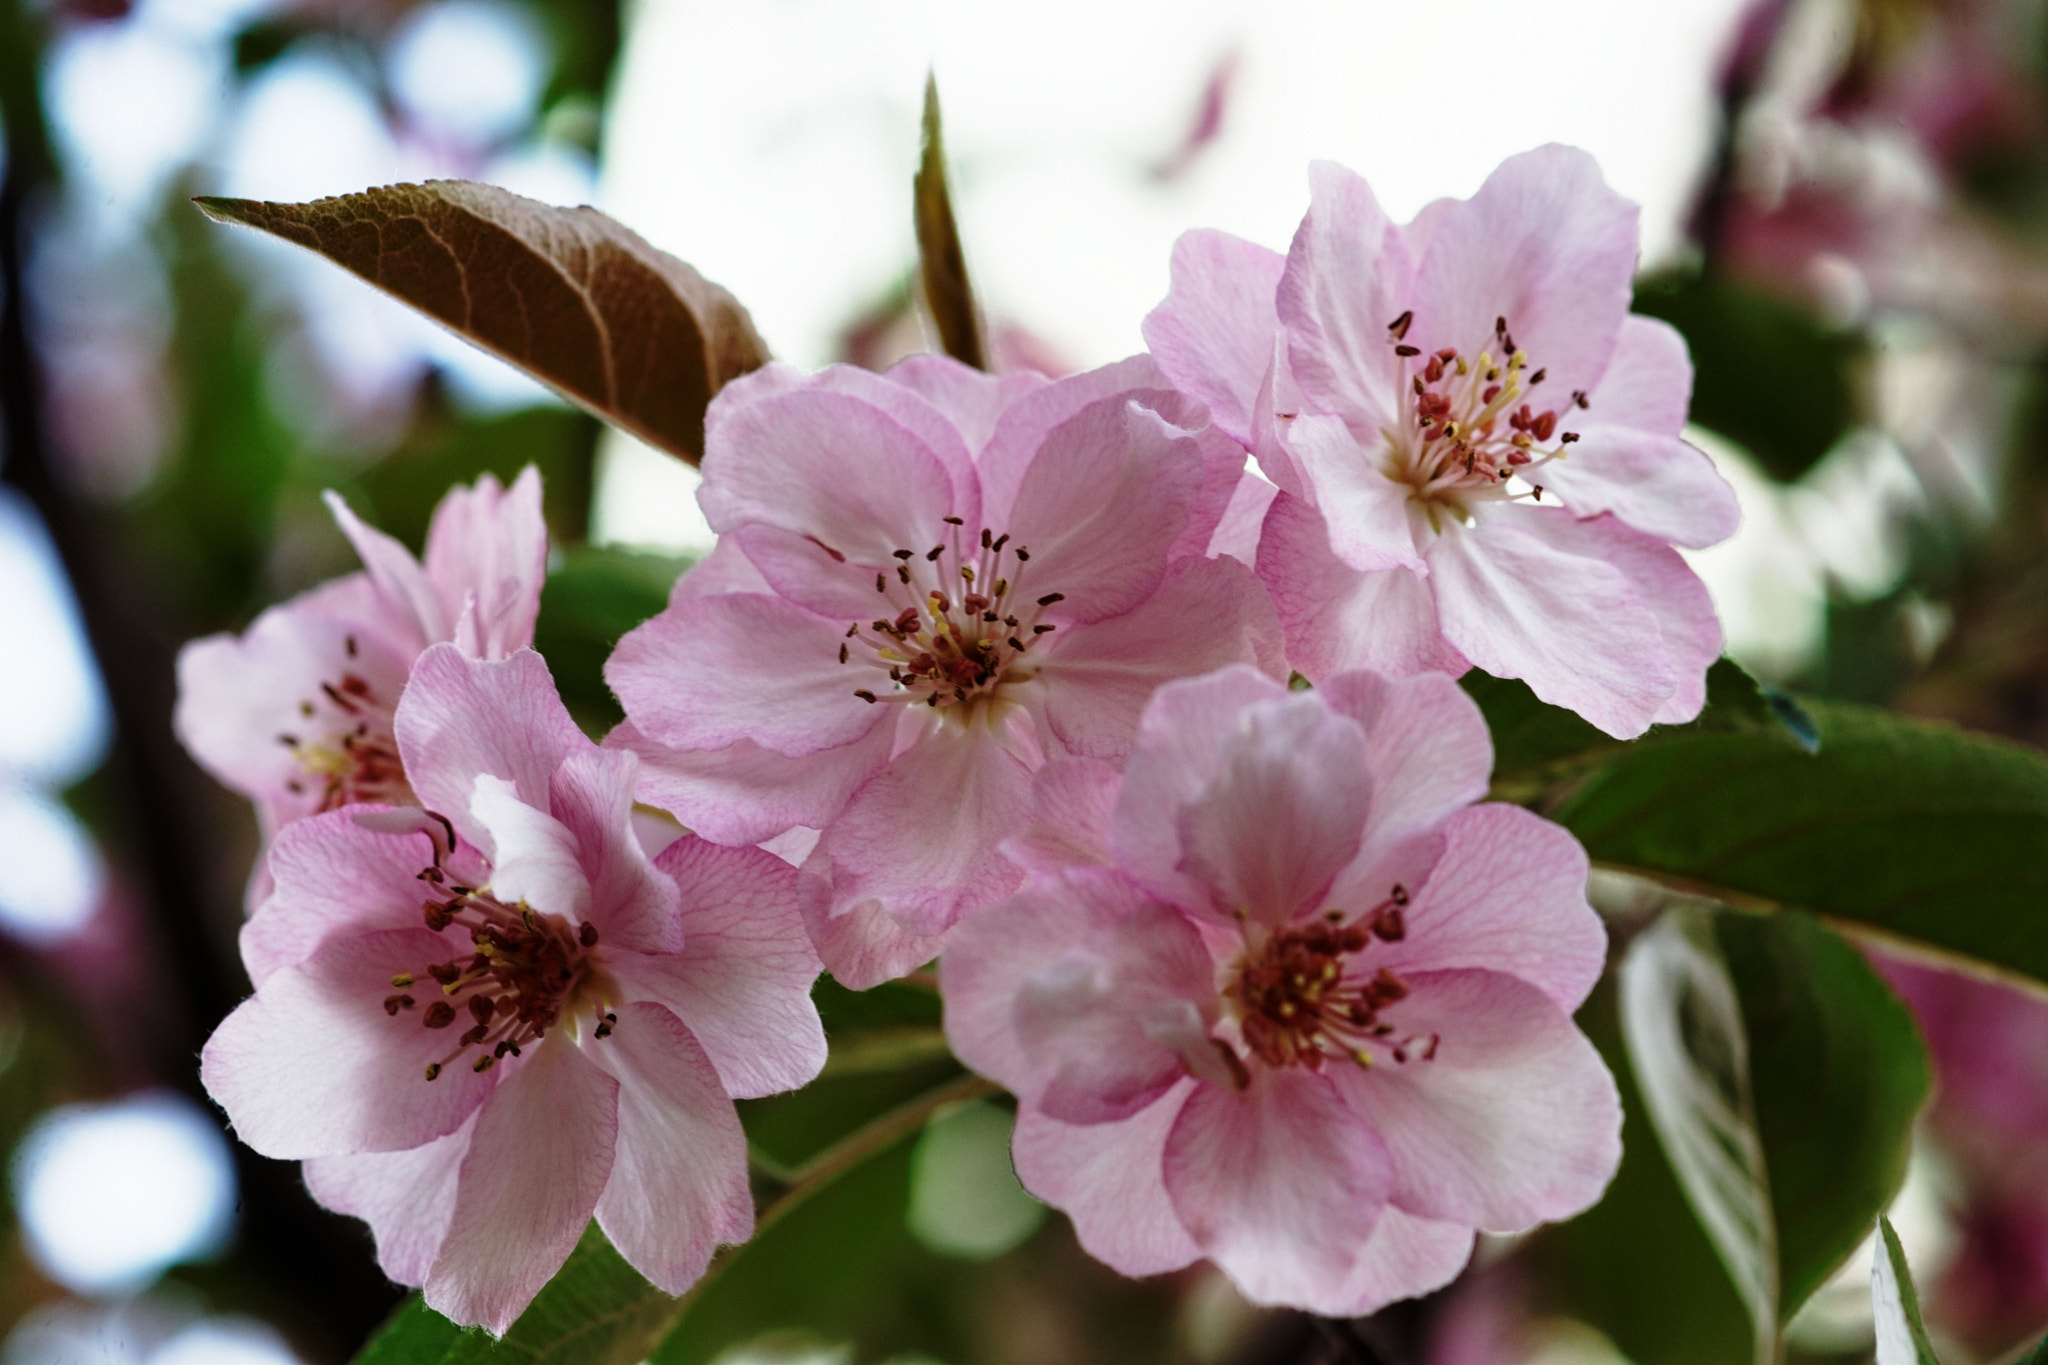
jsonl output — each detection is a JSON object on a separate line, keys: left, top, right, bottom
{"left": 606, "top": 354, "right": 1280, "bottom": 986}
{"left": 942, "top": 665, "right": 1619, "bottom": 1314}
{"left": 1145, "top": 147, "right": 1737, "bottom": 737}
{"left": 175, "top": 469, "right": 548, "bottom": 850}
{"left": 200, "top": 645, "right": 825, "bottom": 1334}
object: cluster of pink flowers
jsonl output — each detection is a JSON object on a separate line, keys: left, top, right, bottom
{"left": 180, "top": 145, "right": 1731, "bottom": 1332}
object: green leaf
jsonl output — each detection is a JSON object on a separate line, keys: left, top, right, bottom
{"left": 195, "top": 182, "right": 769, "bottom": 463}
{"left": 533, "top": 545, "right": 692, "bottom": 730}
{"left": 1632, "top": 269, "right": 1863, "bottom": 483}
{"left": 1543, "top": 974, "right": 1755, "bottom": 1365}
{"left": 1559, "top": 700, "right": 2048, "bottom": 988}
{"left": 913, "top": 74, "right": 986, "bottom": 371}
{"left": 1874, "top": 1216, "right": 1944, "bottom": 1365}
{"left": 1469, "top": 657, "right": 1813, "bottom": 801}
{"left": 1619, "top": 906, "right": 1930, "bottom": 1359}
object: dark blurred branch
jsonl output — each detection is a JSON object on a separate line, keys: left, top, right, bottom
{"left": 0, "top": 17, "right": 401, "bottom": 1360}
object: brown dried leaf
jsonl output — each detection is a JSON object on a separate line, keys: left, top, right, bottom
{"left": 913, "top": 74, "right": 986, "bottom": 371}
{"left": 196, "top": 180, "right": 768, "bottom": 463}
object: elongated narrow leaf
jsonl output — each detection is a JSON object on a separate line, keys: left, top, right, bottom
{"left": 913, "top": 75, "right": 986, "bottom": 370}
{"left": 1620, "top": 907, "right": 1778, "bottom": 1362}
{"left": 1560, "top": 701, "right": 2048, "bottom": 988}
{"left": 1621, "top": 906, "right": 1930, "bottom": 1360}
{"left": 1873, "top": 1217, "right": 1944, "bottom": 1365}
{"left": 196, "top": 182, "right": 768, "bottom": 462}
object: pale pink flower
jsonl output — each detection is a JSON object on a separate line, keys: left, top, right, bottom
{"left": 942, "top": 665, "right": 1620, "bottom": 1314}
{"left": 606, "top": 354, "right": 1280, "bottom": 986}
{"left": 175, "top": 469, "right": 548, "bottom": 845}
{"left": 201, "top": 645, "right": 825, "bottom": 1334}
{"left": 1145, "top": 147, "right": 1738, "bottom": 737}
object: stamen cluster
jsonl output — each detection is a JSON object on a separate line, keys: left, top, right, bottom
{"left": 276, "top": 635, "right": 413, "bottom": 811}
{"left": 1382, "top": 311, "right": 1586, "bottom": 521}
{"left": 1233, "top": 889, "right": 1436, "bottom": 1072}
{"left": 384, "top": 857, "right": 610, "bottom": 1082}
{"left": 839, "top": 517, "right": 1062, "bottom": 714}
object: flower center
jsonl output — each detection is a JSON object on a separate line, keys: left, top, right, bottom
{"left": 277, "top": 636, "right": 414, "bottom": 812}
{"left": 1379, "top": 311, "right": 1586, "bottom": 527}
{"left": 1230, "top": 886, "right": 1437, "bottom": 1073}
{"left": 385, "top": 855, "right": 612, "bottom": 1081}
{"left": 837, "top": 518, "right": 1062, "bottom": 719}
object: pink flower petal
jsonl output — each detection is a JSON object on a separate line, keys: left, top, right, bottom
{"left": 817, "top": 724, "right": 1036, "bottom": 937}
{"left": 394, "top": 646, "right": 588, "bottom": 849}
{"left": 606, "top": 837, "right": 825, "bottom": 1099}
{"left": 669, "top": 537, "right": 773, "bottom": 601}
{"left": 942, "top": 868, "right": 1213, "bottom": 1122}
{"left": 303, "top": 1113, "right": 475, "bottom": 1286}
{"left": 424, "top": 467, "right": 548, "bottom": 659}
{"left": 998, "top": 398, "right": 1213, "bottom": 624}
{"left": 1256, "top": 492, "right": 1469, "bottom": 682}
{"left": 975, "top": 355, "right": 1170, "bottom": 521}
{"left": 725, "top": 523, "right": 912, "bottom": 620}
{"left": 469, "top": 775, "right": 590, "bottom": 922}
{"left": 1143, "top": 229, "right": 1288, "bottom": 450}
{"left": 1407, "top": 146, "right": 1638, "bottom": 404}
{"left": 1278, "top": 160, "right": 1415, "bottom": 428}
{"left": 1428, "top": 509, "right": 1678, "bottom": 739}
{"left": 1332, "top": 968, "right": 1621, "bottom": 1231}
{"left": 1319, "top": 670, "right": 1493, "bottom": 908}
{"left": 1038, "top": 555, "right": 1281, "bottom": 763}
{"left": 547, "top": 748, "right": 682, "bottom": 956}
{"left": 608, "top": 718, "right": 892, "bottom": 848}
{"left": 589, "top": 1003, "right": 754, "bottom": 1294}
{"left": 1163, "top": 1067, "right": 1393, "bottom": 1310}
{"left": 1174, "top": 693, "right": 1372, "bottom": 925}
{"left": 243, "top": 811, "right": 449, "bottom": 985}
{"left": 1372, "top": 805, "right": 1605, "bottom": 1012}
{"left": 1324, "top": 1206, "right": 1475, "bottom": 1317}
{"left": 802, "top": 891, "right": 947, "bottom": 990}
{"left": 1011, "top": 1081, "right": 1203, "bottom": 1277}
{"left": 698, "top": 388, "right": 978, "bottom": 557}
{"left": 425, "top": 1037, "right": 619, "bottom": 1335}
{"left": 1001, "top": 756, "right": 1121, "bottom": 877}
{"left": 606, "top": 593, "right": 885, "bottom": 757}
{"left": 884, "top": 352, "right": 1049, "bottom": 451}
{"left": 1209, "top": 472, "right": 1278, "bottom": 565}
{"left": 174, "top": 575, "right": 413, "bottom": 831}
{"left": 325, "top": 491, "right": 444, "bottom": 651}
{"left": 1110, "top": 665, "right": 1293, "bottom": 910}
{"left": 1286, "top": 413, "right": 1426, "bottom": 573}
{"left": 201, "top": 928, "right": 502, "bottom": 1158}
{"left": 1534, "top": 318, "right": 1737, "bottom": 549}
{"left": 1564, "top": 513, "right": 1724, "bottom": 725}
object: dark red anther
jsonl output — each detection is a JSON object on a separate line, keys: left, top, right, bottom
{"left": 1571, "top": 389, "right": 1589, "bottom": 409}
{"left": 1394, "top": 344, "right": 1420, "bottom": 357}
{"left": 1372, "top": 906, "right": 1406, "bottom": 942}
{"left": 1423, "top": 356, "right": 1445, "bottom": 384}
{"left": 1482, "top": 384, "right": 1501, "bottom": 403}
{"left": 468, "top": 996, "right": 494, "bottom": 1026}
{"left": 1531, "top": 411, "right": 1557, "bottom": 441}
{"left": 423, "top": 1001, "right": 457, "bottom": 1029}
{"left": 579, "top": 921, "right": 599, "bottom": 947}
{"left": 1388, "top": 309, "right": 1414, "bottom": 339}
{"left": 1559, "top": 432, "right": 1579, "bottom": 444}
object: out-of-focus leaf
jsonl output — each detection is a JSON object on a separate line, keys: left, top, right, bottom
{"left": 1620, "top": 906, "right": 1930, "bottom": 1359}
{"left": 1618, "top": 909, "right": 1777, "bottom": 1360}
{"left": 1469, "top": 658, "right": 1814, "bottom": 801}
{"left": 1722, "top": 910, "right": 1928, "bottom": 1318}
{"left": 353, "top": 404, "right": 599, "bottom": 550}
{"left": 2013, "top": 1332, "right": 2048, "bottom": 1365}
{"left": 195, "top": 183, "right": 769, "bottom": 463}
{"left": 1559, "top": 701, "right": 2048, "bottom": 988}
{"left": 1873, "top": 1217, "right": 1943, "bottom": 1365}
{"left": 1633, "top": 269, "right": 1862, "bottom": 482}
{"left": 533, "top": 545, "right": 691, "bottom": 730}
{"left": 1545, "top": 975, "right": 1755, "bottom": 1365}
{"left": 913, "top": 75, "right": 985, "bottom": 371}
{"left": 906, "top": 1099, "right": 1045, "bottom": 1260}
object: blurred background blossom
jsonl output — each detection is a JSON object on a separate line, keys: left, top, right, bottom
{"left": 8, "top": 1, "right": 2048, "bottom": 1362}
